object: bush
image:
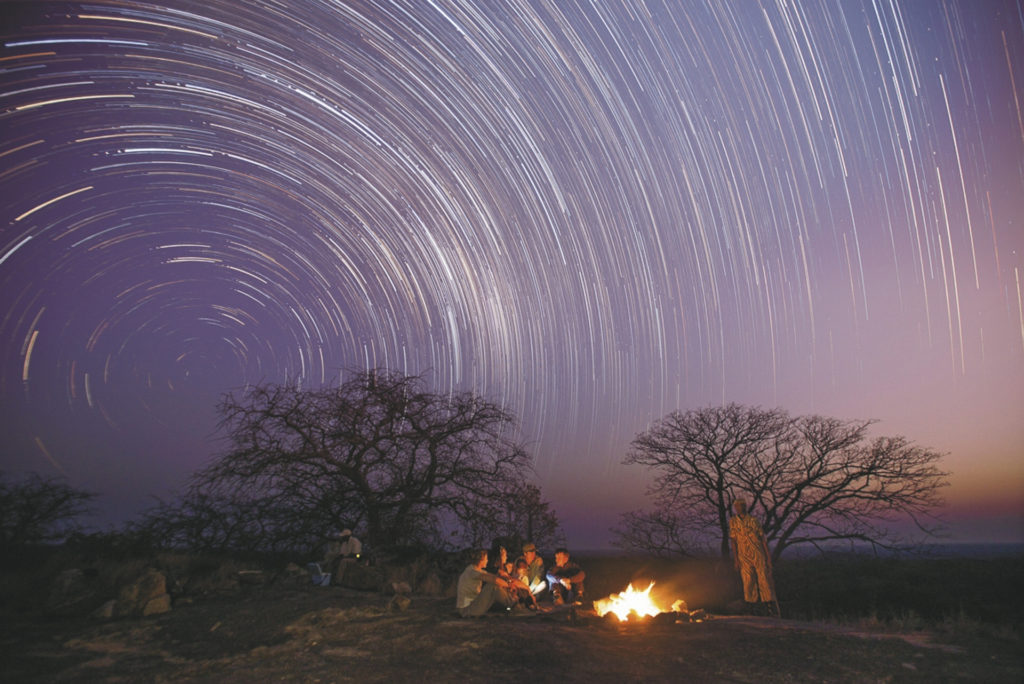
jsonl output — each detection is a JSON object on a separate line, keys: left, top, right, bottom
{"left": 0, "top": 472, "right": 96, "bottom": 548}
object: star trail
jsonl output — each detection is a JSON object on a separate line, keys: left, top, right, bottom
{"left": 2, "top": 1, "right": 1022, "bottom": 545}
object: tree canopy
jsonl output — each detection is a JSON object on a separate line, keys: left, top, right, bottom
{"left": 616, "top": 404, "right": 949, "bottom": 560}
{"left": 0, "top": 471, "right": 96, "bottom": 548}
{"left": 141, "top": 370, "right": 558, "bottom": 554}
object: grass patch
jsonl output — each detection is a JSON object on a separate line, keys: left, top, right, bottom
{"left": 575, "top": 551, "right": 1021, "bottom": 639}
{"left": 776, "top": 554, "right": 1023, "bottom": 630}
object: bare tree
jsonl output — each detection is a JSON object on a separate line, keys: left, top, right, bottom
{"left": 622, "top": 405, "right": 949, "bottom": 560}
{"left": 509, "top": 483, "right": 563, "bottom": 549}
{"left": 0, "top": 471, "right": 96, "bottom": 547}
{"left": 625, "top": 404, "right": 791, "bottom": 557}
{"left": 162, "top": 370, "right": 547, "bottom": 552}
{"left": 457, "top": 482, "right": 564, "bottom": 551}
{"left": 135, "top": 490, "right": 322, "bottom": 555}
{"left": 754, "top": 416, "right": 949, "bottom": 560}
{"left": 610, "top": 509, "right": 708, "bottom": 558}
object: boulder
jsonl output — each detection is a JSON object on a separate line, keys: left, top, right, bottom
{"left": 416, "top": 573, "right": 443, "bottom": 596}
{"left": 387, "top": 594, "right": 412, "bottom": 612}
{"left": 284, "top": 562, "right": 306, "bottom": 576}
{"left": 114, "top": 568, "right": 168, "bottom": 617}
{"left": 92, "top": 599, "right": 116, "bottom": 619}
{"left": 46, "top": 568, "right": 97, "bottom": 615}
{"left": 383, "top": 565, "right": 415, "bottom": 589}
{"left": 237, "top": 570, "right": 265, "bottom": 585}
{"left": 142, "top": 593, "right": 172, "bottom": 616}
{"left": 338, "top": 563, "right": 383, "bottom": 591}
{"left": 280, "top": 562, "right": 314, "bottom": 587}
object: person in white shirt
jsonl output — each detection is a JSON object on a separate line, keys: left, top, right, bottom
{"left": 324, "top": 529, "right": 362, "bottom": 584}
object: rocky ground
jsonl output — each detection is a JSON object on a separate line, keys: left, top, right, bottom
{"left": 2, "top": 581, "right": 1020, "bottom": 683}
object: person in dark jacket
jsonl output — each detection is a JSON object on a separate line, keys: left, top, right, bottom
{"left": 546, "top": 547, "right": 585, "bottom": 605}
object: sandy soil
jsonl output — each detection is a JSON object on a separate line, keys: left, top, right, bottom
{"left": 2, "top": 582, "right": 1020, "bottom": 683}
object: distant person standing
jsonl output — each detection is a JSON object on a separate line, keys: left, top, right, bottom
{"left": 729, "top": 499, "right": 778, "bottom": 616}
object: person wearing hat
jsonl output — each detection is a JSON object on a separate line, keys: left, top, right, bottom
{"left": 517, "top": 542, "right": 546, "bottom": 595}
{"left": 324, "top": 528, "right": 362, "bottom": 585}
{"left": 337, "top": 529, "right": 362, "bottom": 560}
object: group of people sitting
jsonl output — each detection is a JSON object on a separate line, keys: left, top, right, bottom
{"left": 455, "top": 542, "right": 586, "bottom": 617}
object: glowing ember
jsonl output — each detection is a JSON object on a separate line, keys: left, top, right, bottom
{"left": 593, "top": 581, "right": 665, "bottom": 621}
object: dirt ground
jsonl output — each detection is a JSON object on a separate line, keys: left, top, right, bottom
{"left": 2, "top": 582, "right": 1020, "bottom": 683}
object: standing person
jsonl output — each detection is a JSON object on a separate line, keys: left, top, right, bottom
{"left": 728, "top": 499, "right": 777, "bottom": 616}
{"left": 456, "top": 549, "right": 516, "bottom": 617}
{"left": 546, "top": 547, "right": 585, "bottom": 606}
{"left": 519, "top": 542, "right": 546, "bottom": 595}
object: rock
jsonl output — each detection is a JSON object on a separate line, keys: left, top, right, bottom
{"left": 388, "top": 594, "right": 412, "bottom": 612}
{"left": 115, "top": 568, "right": 168, "bottom": 617}
{"left": 652, "top": 612, "right": 677, "bottom": 626}
{"left": 51, "top": 568, "right": 86, "bottom": 595}
{"left": 383, "top": 565, "right": 415, "bottom": 590}
{"left": 602, "top": 612, "right": 622, "bottom": 628}
{"left": 279, "top": 562, "right": 312, "bottom": 587}
{"left": 46, "top": 568, "right": 97, "bottom": 615}
{"left": 143, "top": 594, "right": 172, "bottom": 616}
{"left": 416, "top": 573, "right": 443, "bottom": 596}
{"left": 339, "top": 563, "right": 383, "bottom": 591}
{"left": 237, "top": 570, "right": 265, "bottom": 585}
{"left": 92, "top": 599, "right": 116, "bottom": 620}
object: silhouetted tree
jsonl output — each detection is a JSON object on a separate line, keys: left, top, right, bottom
{"left": 147, "top": 370, "right": 555, "bottom": 553}
{"left": 136, "top": 490, "right": 314, "bottom": 555}
{"left": 610, "top": 509, "right": 708, "bottom": 559}
{"left": 621, "top": 404, "right": 948, "bottom": 561}
{"left": 0, "top": 471, "right": 96, "bottom": 547}
{"left": 511, "top": 483, "right": 563, "bottom": 548}
{"left": 457, "top": 482, "right": 564, "bottom": 551}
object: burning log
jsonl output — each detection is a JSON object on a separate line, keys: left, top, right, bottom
{"left": 594, "top": 581, "right": 705, "bottom": 628}
{"left": 593, "top": 582, "right": 662, "bottom": 622}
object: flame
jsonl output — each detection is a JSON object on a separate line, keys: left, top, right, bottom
{"left": 593, "top": 581, "right": 664, "bottom": 621}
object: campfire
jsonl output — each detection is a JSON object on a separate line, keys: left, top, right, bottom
{"left": 593, "top": 581, "right": 688, "bottom": 622}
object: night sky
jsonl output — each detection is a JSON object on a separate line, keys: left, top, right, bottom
{"left": 2, "top": 1, "right": 1022, "bottom": 548}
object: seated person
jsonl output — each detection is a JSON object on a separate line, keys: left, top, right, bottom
{"left": 506, "top": 559, "right": 539, "bottom": 610}
{"left": 487, "top": 543, "right": 510, "bottom": 578}
{"left": 546, "top": 547, "right": 585, "bottom": 605}
{"left": 489, "top": 546, "right": 535, "bottom": 610}
{"left": 324, "top": 529, "right": 362, "bottom": 584}
{"left": 455, "top": 549, "right": 515, "bottom": 617}
{"left": 518, "top": 542, "right": 546, "bottom": 595}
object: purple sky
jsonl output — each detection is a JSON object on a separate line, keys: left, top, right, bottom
{"left": 2, "top": 1, "right": 1022, "bottom": 549}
